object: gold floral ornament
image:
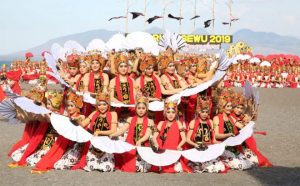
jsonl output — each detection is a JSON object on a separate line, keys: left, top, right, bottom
{"left": 217, "top": 88, "right": 235, "bottom": 112}
{"left": 114, "top": 53, "right": 128, "bottom": 70}
{"left": 67, "top": 92, "right": 84, "bottom": 110}
{"left": 96, "top": 91, "right": 110, "bottom": 105}
{"left": 45, "top": 90, "right": 64, "bottom": 110}
{"left": 164, "top": 100, "right": 178, "bottom": 112}
{"left": 158, "top": 55, "right": 173, "bottom": 70}
{"left": 196, "top": 96, "right": 211, "bottom": 113}
{"left": 139, "top": 54, "right": 157, "bottom": 72}
{"left": 232, "top": 92, "right": 246, "bottom": 107}
{"left": 135, "top": 90, "right": 149, "bottom": 107}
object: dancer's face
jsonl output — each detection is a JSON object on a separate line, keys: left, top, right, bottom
{"left": 190, "top": 64, "right": 197, "bottom": 74}
{"left": 136, "top": 103, "right": 147, "bottom": 117}
{"left": 67, "top": 101, "right": 77, "bottom": 115}
{"left": 224, "top": 102, "right": 233, "bottom": 114}
{"left": 198, "top": 109, "right": 209, "bottom": 120}
{"left": 69, "top": 66, "right": 79, "bottom": 76}
{"left": 233, "top": 105, "right": 244, "bottom": 116}
{"left": 91, "top": 60, "right": 100, "bottom": 72}
{"left": 118, "top": 62, "right": 128, "bottom": 75}
{"left": 79, "top": 63, "right": 89, "bottom": 74}
{"left": 145, "top": 65, "right": 154, "bottom": 76}
{"left": 97, "top": 101, "right": 109, "bottom": 114}
{"left": 166, "top": 62, "right": 175, "bottom": 74}
{"left": 165, "top": 108, "right": 176, "bottom": 121}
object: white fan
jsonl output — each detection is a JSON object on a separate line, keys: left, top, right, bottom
{"left": 110, "top": 102, "right": 135, "bottom": 108}
{"left": 181, "top": 143, "right": 225, "bottom": 163}
{"left": 249, "top": 57, "right": 261, "bottom": 64}
{"left": 14, "top": 97, "right": 51, "bottom": 115}
{"left": 0, "top": 99, "right": 17, "bottom": 120}
{"left": 148, "top": 101, "right": 164, "bottom": 112}
{"left": 223, "top": 122, "right": 254, "bottom": 146}
{"left": 64, "top": 40, "right": 86, "bottom": 55}
{"left": 137, "top": 146, "right": 182, "bottom": 166}
{"left": 126, "top": 32, "right": 160, "bottom": 56}
{"left": 50, "top": 113, "right": 93, "bottom": 143}
{"left": 82, "top": 92, "right": 96, "bottom": 105}
{"left": 281, "top": 72, "right": 288, "bottom": 78}
{"left": 106, "top": 33, "right": 129, "bottom": 51}
{"left": 260, "top": 61, "right": 271, "bottom": 67}
{"left": 45, "top": 53, "right": 59, "bottom": 74}
{"left": 90, "top": 136, "right": 135, "bottom": 154}
{"left": 86, "top": 39, "right": 108, "bottom": 53}
{"left": 51, "top": 43, "right": 66, "bottom": 61}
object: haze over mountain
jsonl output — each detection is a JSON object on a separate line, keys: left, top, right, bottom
{"left": 0, "top": 27, "right": 299, "bottom": 61}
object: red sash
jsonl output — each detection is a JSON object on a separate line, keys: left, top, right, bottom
{"left": 164, "top": 73, "right": 180, "bottom": 88}
{"left": 88, "top": 72, "right": 104, "bottom": 92}
{"left": 190, "top": 118, "right": 214, "bottom": 145}
{"left": 115, "top": 74, "right": 135, "bottom": 104}
{"left": 8, "top": 122, "right": 37, "bottom": 156}
{"left": 230, "top": 113, "right": 272, "bottom": 167}
{"left": 218, "top": 113, "right": 238, "bottom": 136}
{"left": 0, "top": 86, "right": 5, "bottom": 101}
{"left": 17, "top": 122, "right": 50, "bottom": 166}
{"left": 72, "top": 111, "right": 112, "bottom": 170}
{"left": 140, "top": 75, "right": 162, "bottom": 99}
{"left": 121, "top": 116, "right": 148, "bottom": 172}
{"left": 75, "top": 74, "right": 83, "bottom": 90}
{"left": 156, "top": 121, "right": 192, "bottom": 173}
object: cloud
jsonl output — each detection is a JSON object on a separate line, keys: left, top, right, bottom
{"left": 283, "top": 15, "right": 297, "bottom": 24}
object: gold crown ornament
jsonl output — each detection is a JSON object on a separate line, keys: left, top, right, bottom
{"left": 45, "top": 90, "right": 64, "bottom": 110}
{"left": 67, "top": 92, "right": 84, "bottom": 109}
{"left": 96, "top": 91, "right": 110, "bottom": 104}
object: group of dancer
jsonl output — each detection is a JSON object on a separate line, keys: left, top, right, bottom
{"left": 0, "top": 34, "right": 273, "bottom": 174}
{"left": 223, "top": 55, "right": 300, "bottom": 88}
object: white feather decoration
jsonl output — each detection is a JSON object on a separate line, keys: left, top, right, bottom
{"left": 158, "top": 30, "right": 186, "bottom": 52}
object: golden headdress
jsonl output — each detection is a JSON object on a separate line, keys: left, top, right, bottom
{"left": 164, "top": 100, "right": 178, "bottom": 111}
{"left": 232, "top": 92, "right": 246, "bottom": 107}
{"left": 135, "top": 91, "right": 149, "bottom": 106}
{"left": 45, "top": 90, "right": 64, "bottom": 110}
{"left": 26, "top": 89, "right": 45, "bottom": 103}
{"left": 158, "top": 55, "right": 173, "bottom": 69}
{"left": 216, "top": 88, "right": 235, "bottom": 112}
{"left": 96, "top": 91, "right": 110, "bottom": 104}
{"left": 114, "top": 53, "right": 128, "bottom": 69}
{"left": 67, "top": 92, "right": 83, "bottom": 109}
{"left": 139, "top": 54, "right": 157, "bottom": 72}
{"left": 67, "top": 54, "right": 80, "bottom": 68}
{"left": 196, "top": 96, "right": 211, "bottom": 112}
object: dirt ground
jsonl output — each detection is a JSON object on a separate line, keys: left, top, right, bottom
{"left": 0, "top": 88, "right": 299, "bottom": 186}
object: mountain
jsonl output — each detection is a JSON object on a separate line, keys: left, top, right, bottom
{"left": 232, "top": 29, "right": 300, "bottom": 55}
{"left": 0, "top": 29, "right": 119, "bottom": 61}
{"left": 1, "top": 28, "right": 299, "bottom": 61}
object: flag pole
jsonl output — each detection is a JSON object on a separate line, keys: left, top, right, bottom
{"left": 193, "top": 0, "right": 197, "bottom": 34}
{"left": 144, "top": 0, "right": 147, "bottom": 30}
{"left": 212, "top": 0, "right": 215, "bottom": 34}
{"left": 125, "top": 0, "right": 129, "bottom": 34}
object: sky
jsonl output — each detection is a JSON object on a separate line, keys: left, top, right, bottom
{"left": 0, "top": 0, "right": 299, "bottom": 55}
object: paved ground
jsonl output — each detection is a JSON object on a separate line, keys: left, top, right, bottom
{"left": 0, "top": 88, "right": 299, "bottom": 186}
